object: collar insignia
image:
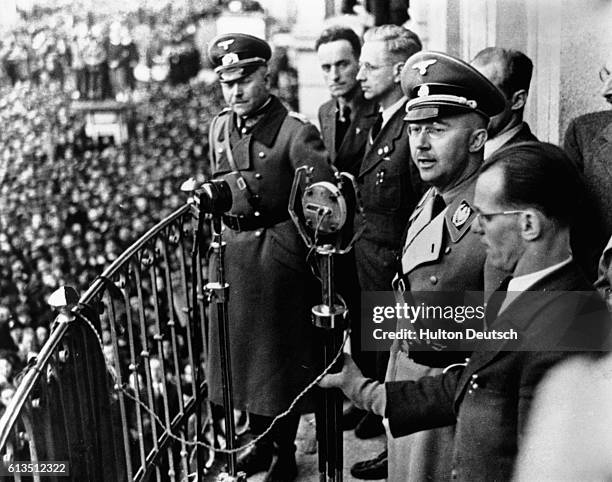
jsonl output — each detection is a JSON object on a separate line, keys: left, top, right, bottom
{"left": 412, "top": 59, "right": 437, "bottom": 75}
{"left": 451, "top": 200, "right": 472, "bottom": 228}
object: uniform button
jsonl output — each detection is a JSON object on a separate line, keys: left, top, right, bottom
{"left": 472, "top": 383, "right": 479, "bottom": 389}
{"left": 217, "top": 148, "right": 224, "bottom": 154}
{"left": 468, "top": 389, "right": 473, "bottom": 394}
{"left": 258, "top": 152, "right": 265, "bottom": 158}
{"left": 241, "top": 127, "right": 247, "bottom": 134}
{"left": 429, "top": 275, "right": 438, "bottom": 285}
{"left": 471, "top": 374, "right": 478, "bottom": 379}
{"left": 383, "top": 145, "right": 389, "bottom": 154}
{"left": 377, "top": 148, "right": 383, "bottom": 155}
{"left": 255, "top": 230, "right": 263, "bottom": 237}
{"left": 254, "top": 211, "right": 261, "bottom": 217}
{"left": 445, "top": 247, "right": 451, "bottom": 254}
{"left": 255, "top": 173, "right": 262, "bottom": 179}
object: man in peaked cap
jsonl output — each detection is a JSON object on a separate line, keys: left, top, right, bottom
{"left": 337, "top": 51, "right": 508, "bottom": 480}
{"left": 206, "top": 33, "right": 334, "bottom": 481}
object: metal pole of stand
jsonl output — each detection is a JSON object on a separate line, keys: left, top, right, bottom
{"left": 207, "top": 216, "right": 245, "bottom": 482}
{"left": 313, "top": 246, "right": 345, "bottom": 482}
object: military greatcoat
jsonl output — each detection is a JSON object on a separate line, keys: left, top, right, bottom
{"left": 207, "top": 96, "right": 334, "bottom": 416}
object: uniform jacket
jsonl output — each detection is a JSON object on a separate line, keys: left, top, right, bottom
{"left": 354, "top": 100, "right": 424, "bottom": 291}
{"left": 564, "top": 111, "right": 612, "bottom": 275}
{"left": 389, "top": 174, "right": 507, "bottom": 370}
{"left": 385, "top": 260, "right": 610, "bottom": 481}
{"left": 317, "top": 91, "right": 378, "bottom": 176}
{"left": 207, "top": 96, "right": 334, "bottom": 416}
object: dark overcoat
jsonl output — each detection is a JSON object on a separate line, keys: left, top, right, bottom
{"left": 354, "top": 101, "right": 424, "bottom": 291}
{"left": 385, "top": 261, "right": 610, "bottom": 481}
{"left": 564, "top": 111, "right": 612, "bottom": 277}
{"left": 207, "top": 96, "right": 334, "bottom": 416}
{"left": 317, "top": 92, "right": 378, "bottom": 176}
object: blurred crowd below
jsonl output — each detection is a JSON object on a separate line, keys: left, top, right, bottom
{"left": 0, "top": 2, "right": 232, "bottom": 419}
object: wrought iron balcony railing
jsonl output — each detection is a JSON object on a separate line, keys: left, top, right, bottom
{"left": 0, "top": 201, "right": 212, "bottom": 481}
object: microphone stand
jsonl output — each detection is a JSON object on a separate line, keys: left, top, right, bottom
{"left": 206, "top": 215, "right": 245, "bottom": 481}
{"left": 312, "top": 245, "right": 346, "bottom": 482}
{"left": 289, "top": 167, "right": 365, "bottom": 482}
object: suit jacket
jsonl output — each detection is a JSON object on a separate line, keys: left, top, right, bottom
{"left": 385, "top": 261, "right": 610, "bottom": 481}
{"left": 354, "top": 100, "right": 424, "bottom": 291}
{"left": 317, "top": 92, "right": 378, "bottom": 176}
{"left": 564, "top": 111, "right": 612, "bottom": 278}
{"left": 207, "top": 96, "right": 334, "bottom": 415}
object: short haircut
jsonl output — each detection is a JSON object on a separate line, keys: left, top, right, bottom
{"left": 363, "top": 24, "right": 422, "bottom": 63}
{"left": 472, "top": 47, "right": 533, "bottom": 98}
{"left": 315, "top": 26, "right": 362, "bottom": 59}
{"left": 480, "top": 141, "right": 584, "bottom": 227}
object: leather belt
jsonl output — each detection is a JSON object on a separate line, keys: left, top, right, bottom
{"left": 222, "top": 212, "right": 290, "bottom": 232}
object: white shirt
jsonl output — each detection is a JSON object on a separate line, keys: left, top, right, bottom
{"left": 484, "top": 123, "right": 524, "bottom": 160}
{"left": 499, "top": 256, "right": 573, "bottom": 313}
{"left": 380, "top": 96, "right": 407, "bottom": 129}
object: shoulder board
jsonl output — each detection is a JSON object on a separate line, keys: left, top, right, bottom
{"left": 288, "top": 111, "right": 310, "bottom": 124}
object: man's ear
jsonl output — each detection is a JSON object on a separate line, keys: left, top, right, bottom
{"left": 520, "top": 209, "right": 542, "bottom": 241}
{"left": 468, "top": 128, "right": 488, "bottom": 153}
{"left": 392, "top": 61, "right": 405, "bottom": 83}
{"left": 510, "top": 89, "right": 527, "bottom": 111}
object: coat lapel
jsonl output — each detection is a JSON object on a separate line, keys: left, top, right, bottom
{"left": 359, "top": 103, "right": 407, "bottom": 178}
{"left": 337, "top": 97, "right": 378, "bottom": 162}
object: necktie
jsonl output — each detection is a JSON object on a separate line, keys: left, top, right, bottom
{"left": 370, "top": 111, "right": 383, "bottom": 142}
{"left": 431, "top": 191, "right": 446, "bottom": 219}
{"left": 485, "top": 276, "right": 513, "bottom": 328}
{"left": 335, "top": 105, "right": 351, "bottom": 150}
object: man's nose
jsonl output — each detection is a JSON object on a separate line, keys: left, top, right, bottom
{"left": 356, "top": 65, "right": 367, "bottom": 81}
{"left": 413, "top": 130, "right": 431, "bottom": 149}
{"left": 471, "top": 216, "right": 484, "bottom": 234}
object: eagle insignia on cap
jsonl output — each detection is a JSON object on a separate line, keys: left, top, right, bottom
{"left": 412, "top": 59, "right": 437, "bottom": 75}
{"left": 217, "top": 38, "right": 235, "bottom": 50}
{"left": 221, "top": 53, "right": 239, "bottom": 66}
{"left": 451, "top": 200, "right": 473, "bottom": 228}
{"left": 418, "top": 85, "right": 430, "bottom": 97}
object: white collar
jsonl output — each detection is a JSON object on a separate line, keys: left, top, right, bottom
{"left": 380, "top": 96, "right": 406, "bottom": 128}
{"left": 484, "top": 123, "right": 524, "bottom": 160}
{"left": 499, "top": 256, "right": 573, "bottom": 313}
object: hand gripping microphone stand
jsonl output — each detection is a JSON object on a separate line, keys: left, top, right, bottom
{"left": 289, "top": 167, "right": 365, "bottom": 482}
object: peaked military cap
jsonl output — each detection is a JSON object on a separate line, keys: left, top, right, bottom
{"left": 208, "top": 33, "right": 271, "bottom": 83}
{"left": 401, "top": 51, "right": 506, "bottom": 121}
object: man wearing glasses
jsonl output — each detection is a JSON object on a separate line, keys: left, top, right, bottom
{"left": 352, "top": 51, "right": 508, "bottom": 480}
{"left": 321, "top": 140, "right": 610, "bottom": 481}
{"left": 347, "top": 25, "right": 424, "bottom": 475}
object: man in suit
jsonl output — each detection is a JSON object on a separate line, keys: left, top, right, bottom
{"left": 470, "top": 47, "right": 538, "bottom": 159}
{"left": 349, "top": 24, "right": 424, "bottom": 459}
{"left": 321, "top": 141, "right": 610, "bottom": 481}
{"left": 207, "top": 33, "right": 334, "bottom": 481}
{"left": 316, "top": 26, "right": 379, "bottom": 176}
{"left": 316, "top": 26, "right": 380, "bottom": 437}
{"left": 564, "top": 58, "right": 612, "bottom": 263}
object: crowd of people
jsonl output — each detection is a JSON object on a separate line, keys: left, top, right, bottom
{"left": 0, "top": 5, "right": 228, "bottom": 423}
